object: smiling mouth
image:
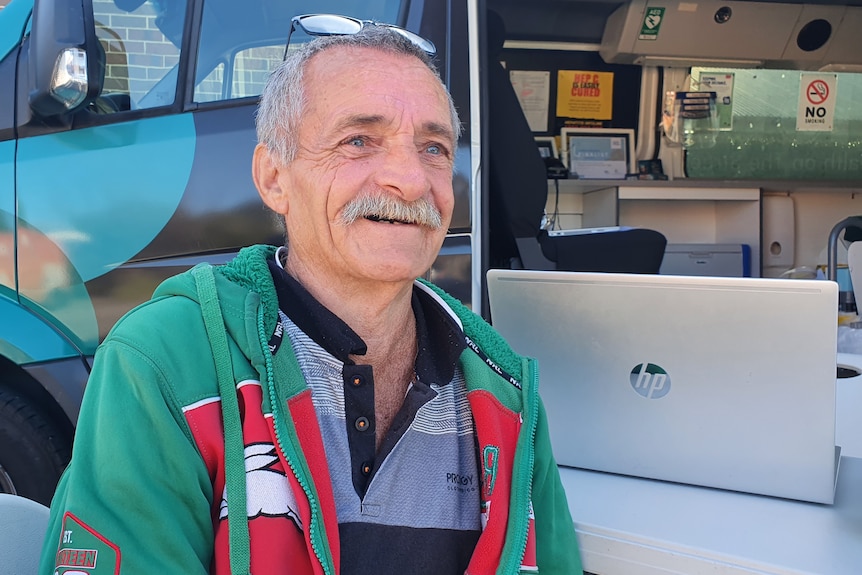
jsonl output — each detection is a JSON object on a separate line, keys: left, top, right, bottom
{"left": 365, "top": 215, "right": 413, "bottom": 225}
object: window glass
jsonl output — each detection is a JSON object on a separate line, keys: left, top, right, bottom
{"left": 231, "top": 46, "right": 283, "bottom": 99}
{"left": 686, "top": 67, "right": 862, "bottom": 181}
{"left": 194, "top": 0, "right": 405, "bottom": 104}
{"left": 92, "top": 0, "right": 187, "bottom": 112}
{"left": 195, "top": 63, "right": 224, "bottom": 103}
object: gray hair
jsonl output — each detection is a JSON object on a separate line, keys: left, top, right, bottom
{"left": 255, "top": 25, "right": 462, "bottom": 166}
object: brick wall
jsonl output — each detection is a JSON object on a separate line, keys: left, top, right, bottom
{"left": 93, "top": 0, "right": 179, "bottom": 106}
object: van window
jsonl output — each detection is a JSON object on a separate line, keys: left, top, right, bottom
{"left": 685, "top": 67, "right": 862, "bottom": 181}
{"left": 196, "top": 46, "right": 282, "bottom": 103}
{"left": 193, "top": 1, "right": 406, "bottom": 104}
{"left": 94, "top": 0, "right": 188, "bottom": 112}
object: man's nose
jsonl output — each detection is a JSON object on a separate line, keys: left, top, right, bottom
{"left": 375, "top": 142, "right": 432, "bottom": 201}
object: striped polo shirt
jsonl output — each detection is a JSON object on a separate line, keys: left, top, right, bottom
{"left": 268, "top": 254, "right": 481, "bottom": 574}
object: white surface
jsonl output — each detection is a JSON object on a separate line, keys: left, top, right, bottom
{"left": 836, "top": 353, "right": 862, "bottom": 459}
{"left": 561, "top": 353, "right": 862, "bottom": 575}
{"left": 616, "top": 187, "right": 759, "bottom": 201}
{"left": 762, "top": 195, "right": 796, "bottom": 271}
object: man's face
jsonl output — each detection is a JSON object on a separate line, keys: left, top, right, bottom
{"left": 269, "top": 46, "right": 456, "bottom": 288}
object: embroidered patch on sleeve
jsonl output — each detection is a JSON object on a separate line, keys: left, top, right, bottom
{"left": 54, "top": 513, "right": 121, "bottom": 575}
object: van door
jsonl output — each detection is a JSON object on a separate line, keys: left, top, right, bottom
{"left": 0, "top": 10, "right": 15, "bottom": 297}
{"left": 16, "top": 0, "right": 203, "bottom": 355}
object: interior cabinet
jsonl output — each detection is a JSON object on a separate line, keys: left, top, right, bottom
{"left": 545, "top": 180, "right": 761, "bottom": 275}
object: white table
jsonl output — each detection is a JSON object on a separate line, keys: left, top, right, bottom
{"left": 559, "top": 353, "right": 862, "bottom": 574}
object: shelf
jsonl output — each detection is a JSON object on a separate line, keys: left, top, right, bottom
{"left": 618, "top": 187, "right": 759, "bottom": 201}
{"left": 549, "top": 178, "right": 862, "bottom": 195}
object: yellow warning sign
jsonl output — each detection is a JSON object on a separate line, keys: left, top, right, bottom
{"left": 556, "top": 71, "right": 614, "bottom": 120}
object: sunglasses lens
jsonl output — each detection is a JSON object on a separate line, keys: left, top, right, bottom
{"left": 297, "top": 14, "right": 362, "bottom": 35}
{"left": 390, "top": 27, "right": 436, "bottom": 55}
{"left": 290, "top": 14, "right": 436, "bottom": 56}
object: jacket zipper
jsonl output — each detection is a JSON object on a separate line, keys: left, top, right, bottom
{"left": 267, "top": 380, "right": 334, "bottom": 575}
{"left": 499, "top": 357, "right": 540, "bottom": 574}
{"left": 259, "top": 305, "right": 334, "bottom": 575}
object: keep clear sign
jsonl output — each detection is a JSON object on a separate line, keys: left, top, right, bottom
{"left": 797, "top": 73, "right": 837, "bottom": 131}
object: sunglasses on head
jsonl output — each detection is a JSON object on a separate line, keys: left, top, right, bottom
{"left": 284, "top": 13, "right": 437, "bottom": 60}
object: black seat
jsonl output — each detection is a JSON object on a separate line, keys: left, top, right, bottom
{"left": 536, "top": 228, "right": 667, "bottom": 273}
{"left": 485, "top": 10, "right": 666, "bottom": 274}
{"left": 485, "top": 10, "right": 548, "bottom": 269}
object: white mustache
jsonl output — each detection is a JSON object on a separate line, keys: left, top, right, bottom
{"left": 339, "top": 192, "right": 443, "bottom": 229}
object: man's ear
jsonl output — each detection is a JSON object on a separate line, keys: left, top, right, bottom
{"left": 252, "top": 144, "right": 290, "bottom": 215}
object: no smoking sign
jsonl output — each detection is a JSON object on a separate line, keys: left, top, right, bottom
{"left": 797, "top": 73, "right": 836, "bottom": 132}
{"left": 806, "top": 80, "right": 829, "bottom": 105}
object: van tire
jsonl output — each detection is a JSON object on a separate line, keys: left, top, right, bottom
{"left": 0, "top": 388, "right": 71, "bottom": 506}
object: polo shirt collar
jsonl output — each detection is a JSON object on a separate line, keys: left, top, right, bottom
{"left": 268, "top": 248, "right": 465, "bottom": 386}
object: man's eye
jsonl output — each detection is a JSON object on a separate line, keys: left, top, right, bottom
{"left": 426, "top": 144, "right": 444, "bottom": 155}
{"left": 346, "top": 137, "right": 366, "bottom": 147}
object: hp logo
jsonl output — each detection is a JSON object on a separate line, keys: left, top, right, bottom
{"left": 630, "top": 363, "right": 671, "bottom": 399}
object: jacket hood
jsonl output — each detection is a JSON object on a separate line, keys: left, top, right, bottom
{"left": 152, "top": 244, "right": 280, "bottom": 348}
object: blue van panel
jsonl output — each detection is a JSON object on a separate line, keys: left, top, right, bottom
{"left": 0, "top": 294, "right": 80, "bottom": 364}
{"left": 16, "top": 113, "right": 196, "bottom": 282}
{"left": 0, "top": 140, "right": 14, "bottom": 294}
{"left": 15, "top": 114, "right": 196, "bottom": 352}
{"left": 0, "top": 0, "right": 32, "bottom": 62}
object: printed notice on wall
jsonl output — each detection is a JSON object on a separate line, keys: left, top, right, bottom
{"left": 698, "top": 72, "right": 734, "bottom": 130}
{"left": 797, "top": 73, "right": 837, "bottom": 132}
{"left": 556, "top": 71, "right": 614, "bottom": 120}
{"left": 509, "top": 70, "right": 551, "bottom": 132}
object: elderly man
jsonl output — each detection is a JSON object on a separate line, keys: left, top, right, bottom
{"left": 40, "top": 17, "right": 582, "bottom": 575}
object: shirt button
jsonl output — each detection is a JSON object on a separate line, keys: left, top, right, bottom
{"left": 355, "top": 416, "right": 370, "bottom": 431}
{"left": 361, "top": 462, "right": 372, "bottom": 475}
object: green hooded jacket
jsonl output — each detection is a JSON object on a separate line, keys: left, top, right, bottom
{"left": 41, "top": 245, "right": 582, "bottom": 575}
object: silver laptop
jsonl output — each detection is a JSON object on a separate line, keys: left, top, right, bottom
{"left": 487, "top": 269, "right": 841, "bottom": 504}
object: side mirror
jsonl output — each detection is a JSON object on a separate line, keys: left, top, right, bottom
{"left": 28, "top": 0, "right": 104, "bottom": 118}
